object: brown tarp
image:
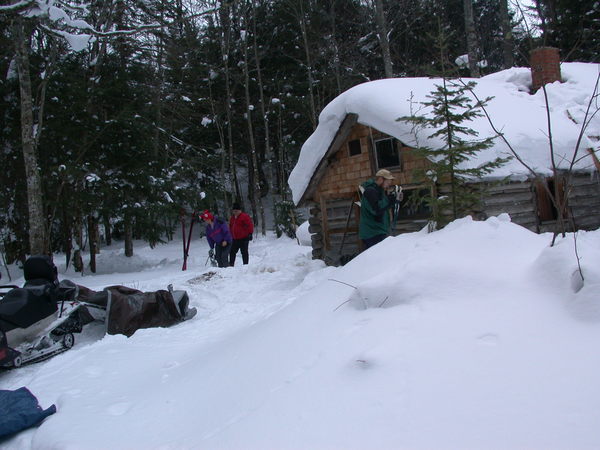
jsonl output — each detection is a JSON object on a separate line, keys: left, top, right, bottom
{"left": 77, "top": 285, "right": 191, "bottom": 337}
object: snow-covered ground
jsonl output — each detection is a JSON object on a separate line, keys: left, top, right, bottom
{"left": 2, "top": 217, "right": 600, "bottom": 450}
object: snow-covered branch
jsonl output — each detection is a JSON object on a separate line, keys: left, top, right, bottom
{"left": 0, "top": 0, "right": 36, "bottom": 14}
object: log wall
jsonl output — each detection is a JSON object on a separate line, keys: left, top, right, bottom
{"left": 567, "top": 172, "right": 600, "bottom": 230}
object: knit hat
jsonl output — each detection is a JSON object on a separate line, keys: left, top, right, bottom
{"left": 232, "top": 202, "right": 242, "bottom": 210}
{"left": 200, "top": 210, "right": 214, "bottom": 221}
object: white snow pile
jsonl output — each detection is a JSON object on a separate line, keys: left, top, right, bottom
{"left": 2, "top": 217, "right": 600, "bottom": 450}
{"left": 295, "top": 220, "right": 312, "bottom": 246}
{"left": 289, "top": 63, "right": 600, "bottom": 204}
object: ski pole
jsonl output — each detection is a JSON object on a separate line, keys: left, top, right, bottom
{"left": 181, "top": 209, "right": 188, "bottom": 271}
{"left": 185, "top": 212, "right": 195, "bottom": 259}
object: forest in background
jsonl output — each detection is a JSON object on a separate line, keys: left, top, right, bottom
{"left": 0, "top": 0, "right": 598, "bottom": 270}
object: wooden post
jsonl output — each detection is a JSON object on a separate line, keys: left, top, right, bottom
{"left": 319, "top": 195, "right": 330, "bottom": 251}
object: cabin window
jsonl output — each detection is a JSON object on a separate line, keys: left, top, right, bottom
{"left": 535, "top": 177, "right": 565, "bottom": 222}
{"left": 374, "top": 138, "right": 401, "bottom": 170}
{"left": 348, "top": 139, "right": 362, "bottom": 157}
{"left": 396, "top": 188, "right": 431, "bottom": 220}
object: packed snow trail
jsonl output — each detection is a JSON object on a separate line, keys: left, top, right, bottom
{"left": 0, "top": 234, "right": 333, "bottom": 449}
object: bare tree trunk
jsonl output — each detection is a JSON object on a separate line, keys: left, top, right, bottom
{"left": 499, "top": 0, "right": 514, "bottom": 69}
{"left": 241, "top": 9, "right": 266, "bottom": 235}
{"left": 153, "top": 14, "right": 165, "bottom": 160}
{"left": 218, "top": 4, "right": 242, "bottom": 200}
{"left": 103, "top": 215, "right": 112, "bottom": 246}
{"left": 373, "top": 0, "right": 393, "bottom": 78}
{"left": 73, "top": 209, "right": 84, "bottom": 272}
{"left": 124, "top": 215, "right": 134, "bottom": 257}
{"left": 463, "top": 0, "right": 480, "bottom": 77}
{"left": 87, "top": 215, "right": 98, "bottom": 273}
{"left": 297, "top": 0, "right": 318, "bottom": 129}
{"left": 208, "top": 74, "right": 231, "bottom": 210}
{"left": 14, "top": 19, "right": 47, "bottom": 255}
{"left": 63, "top": 208, "right": 73, "bottom": 268}
{"left": 276, "top": 101, "right": 287, "bottom": 199}
{"left": 328, "top": 0, "right": 342, "bottom": 93}
{"left": 251, "top": 0, "right": 268, "bottom": 235}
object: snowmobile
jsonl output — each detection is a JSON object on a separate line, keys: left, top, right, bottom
{"left": 1, "top": 255, "right": 196, "bottom": 369}
{"left": 0, "top": 255, "right": 100, "bottom": 369}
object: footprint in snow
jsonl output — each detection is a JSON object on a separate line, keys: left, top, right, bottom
{"left": 107, "top": 401, "right": 132, "bottom": 416}
{"left": 477, "top": 333, "right": 499, "bottom": 345}
{"left": 84, "top": 366, "right": 103, "bottom": 378}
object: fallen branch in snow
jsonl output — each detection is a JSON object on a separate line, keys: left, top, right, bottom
{"left": 329, "top": 278, "right": 358, "bottom": 312}
{"left": 378, "top": 296, "right": 389, "bottom": 308}
{"left": 328, "top": 278, "right": 357, "bottom": 290}
{"left": 573, "top": 231, "right": 584, "bottom": 284}
{"left": 333, "top": 299, "right": 353, "bottom": 312}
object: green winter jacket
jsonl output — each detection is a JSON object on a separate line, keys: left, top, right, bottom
{"left": 359, "top": 178, "right": 392, "bottom": 240}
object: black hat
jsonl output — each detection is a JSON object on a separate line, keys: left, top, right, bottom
{"left": 232, "top": 202, "right": 241, "bottom": 210}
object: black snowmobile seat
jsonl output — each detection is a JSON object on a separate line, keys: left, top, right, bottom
{"left": 0, "top": 287, "right": 57, "bottom": 331}
{"left": 23, "top": 255, "right": 58, "bottom": 286}
{"left": 0, "top": 256, "right": 60, "bottom": 333}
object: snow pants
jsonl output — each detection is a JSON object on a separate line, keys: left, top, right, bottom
{"left": 362, "top": 233, "right": 387, "bottom": 250}
{"left": 215, "top": 243, "right": 231, "bottom": 268}
{"left": 230, "top": 238, "right": 250, "bottom": 266}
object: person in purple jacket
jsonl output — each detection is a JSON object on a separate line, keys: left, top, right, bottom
{"left": 200, "top": 210, "right": 232, "bottom": 268}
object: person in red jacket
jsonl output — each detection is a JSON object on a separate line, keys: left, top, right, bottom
{"left": 229, "top": 202, "right": 254, "bottom": 266}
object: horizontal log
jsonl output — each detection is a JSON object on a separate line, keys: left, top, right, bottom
{"left": 485, "top": 182, "right": 533, "bottom": 194}
{"left": 308, "top": 216, "right": 321, "bottom": 226}
{"left": 568, "top": 193, "right": 600, "bottom": 204}
{"left": 327, "top": 226, "right": 359, "bottom": 235}
{"left": 323, "top": 217, "right": 359, "bottom": 229}
{"left": 311, "top": 233, "right": 323, "bottom": 243}
{"left": 308, "top": 224, "right": 322, "bottom": 234}
{"left": 484, "top": 205, "right": 537, "bottom": 216}
{"left": 570, "top": 174, "right": 600, "bottom": 187}
{"left": 482, "top": 193, "right": 535, "bottom": 206}
{"left": 324, "top": 197, "right": 355, "bottom": 207}
{"left": 571, "top": 206, "right": 600, "bottom": 216}
{"left": 575, "top": 217, "right": 600, "bottom": 230}
{"left": 328, "top": 232, "right": 359, "bottom": 242}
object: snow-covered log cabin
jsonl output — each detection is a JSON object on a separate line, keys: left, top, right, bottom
{"left": 289, "top": 48, "right": 600, "bottom": 265}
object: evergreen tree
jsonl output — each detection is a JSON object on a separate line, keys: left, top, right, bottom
{"left": 398, "top": 79, "right": 510, "bottom": 226}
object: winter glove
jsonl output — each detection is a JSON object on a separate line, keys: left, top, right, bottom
{"left": 395, "top": 186, "right": 404, "bottom": 202}
{"left": 209, "top": 248, "right": 214, "bottom": 258}
{"left": 248, "top": 233, "right": 253, "bottom": 241}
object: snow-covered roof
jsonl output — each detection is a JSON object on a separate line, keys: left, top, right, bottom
{"left": 289, "top": 63, "right": 600, "bottom": 204}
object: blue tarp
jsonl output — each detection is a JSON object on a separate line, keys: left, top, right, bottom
{"left": 0, "top": 387, "right": 56, "bottom": 439}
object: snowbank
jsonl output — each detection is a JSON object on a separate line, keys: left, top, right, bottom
{"left": 295, "top": 220, "right": 312, "bottom": 246}
{"left": 289, "top": 63, "right": 600, "bottom": 204}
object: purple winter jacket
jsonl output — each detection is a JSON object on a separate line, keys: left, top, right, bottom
{"left": 206, "top": 218, "right": 233, "bottom": 248}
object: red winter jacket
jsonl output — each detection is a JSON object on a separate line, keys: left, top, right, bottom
{"left": 229, "top": 212, "right": 254, "bottom": 240}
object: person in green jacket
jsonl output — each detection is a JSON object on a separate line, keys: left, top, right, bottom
{"left": 359, "top": 169, "right": 403, "bottom": 249}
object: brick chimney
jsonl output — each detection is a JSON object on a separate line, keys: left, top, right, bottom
{"left": 530, "top": 47, "right": 561, "bottom": 92}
